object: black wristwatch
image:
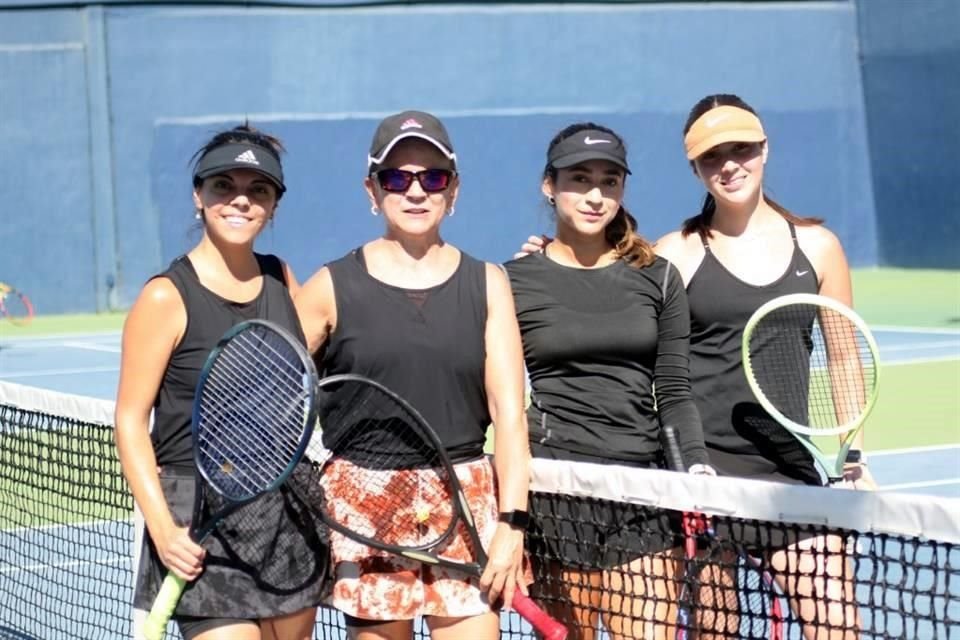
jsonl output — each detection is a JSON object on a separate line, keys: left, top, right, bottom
{"left": 498, "top": 510, "right": 530, "bottom": 529}
{"left": 845, "top": 449, "right": 867, "bottom": 465}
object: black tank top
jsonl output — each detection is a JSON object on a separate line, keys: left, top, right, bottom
{"left": 151, "top": 254, "right": 304, "bottom": 467}
{"left": 321, "top": 249, "right": 490, "bottom": 462}
{"left": 687, "top": 222, "right": 822, "bottom": 484}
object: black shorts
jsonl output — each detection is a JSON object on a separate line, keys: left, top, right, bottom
{"left": 133, "top": 463, "right": 329, "bottom": 620}
{"left": 527, "top": 444, "right": 680, "bottom": 570}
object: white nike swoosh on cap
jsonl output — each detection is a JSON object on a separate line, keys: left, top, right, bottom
{"left": 705, "top": 114, "right": 731, "bottom": 128}
{"left": 583, "top": 137, "right": 612, "bottom": 145}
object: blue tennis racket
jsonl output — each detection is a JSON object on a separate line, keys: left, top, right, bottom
{"left": 143, "top": 320, "right": 318, "bottom": 640}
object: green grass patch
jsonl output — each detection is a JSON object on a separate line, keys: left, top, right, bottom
{"left": 1, "top": 311, "right": 126, "bottom": 337}
{"left": 852, "top": 268, "right": 960, "bottom": 328}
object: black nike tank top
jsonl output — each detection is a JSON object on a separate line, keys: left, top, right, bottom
{"left": 687, "top": 222, "right": 822, "bottom": 484}
{"left": 321, "top": 249, "right": 490, "bottom": 462}
{"left": 150, "top": 254, "right": 304, "bottom": 467}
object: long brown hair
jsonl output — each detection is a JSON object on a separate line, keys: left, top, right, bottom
{"left": 544, "top": 123, "right": 656, "bottom": 268}
{"left": 680, "top": 94, "right": 823, "bottom": 238}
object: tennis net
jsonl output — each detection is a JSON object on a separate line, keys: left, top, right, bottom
{"left": 1, "top": 380, "right": 958, "bottom": 639}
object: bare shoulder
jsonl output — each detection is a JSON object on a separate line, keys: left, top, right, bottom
{"left": 297, "top": 266, "right": 334, "bottom": 304}
{"left": 484, "top": 261, "right": 512, "bottom": 295}
{"left": 795, "top": 222, "right": 845, "bottom": 260}
{"left": 653, "top": 230, "right": 705, "bottom": 284}
{"left": 133, "top": 276, "right": 183, "bottom": 315}
{"left": 123, "top": 276, "right": 185, "bottom": 345}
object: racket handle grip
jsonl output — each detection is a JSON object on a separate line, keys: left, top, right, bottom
{"left": 143, "top": 572, "right": 187, "bottom": 640}
{"left": 512, "top": 592, "right": 568, "bottom": 640}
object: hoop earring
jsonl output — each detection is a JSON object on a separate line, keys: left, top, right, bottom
{"left": 371, "top": 205, "right": 380, "bottom": 217}
{"left": 447, "top": 206, "right": 455, "bottom": 217}
{"left": 548, "top": 197, "right": 556, "bottom": 206}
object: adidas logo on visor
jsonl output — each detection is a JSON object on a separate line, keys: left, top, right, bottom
{"left": 234, "top": 150, "right": 260, "bottom": 165}
{"left": 400, "top": 119, "right": 422, "bottom": 130}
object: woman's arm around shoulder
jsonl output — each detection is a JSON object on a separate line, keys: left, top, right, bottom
{"left": 115, "top": 277, "right": 206, "bottom": 581}
{"left": 481, "top": 263, "right": 530, "bottom": 608}
{"left": 293, "top": 266, "right": 336, "bottom": 354}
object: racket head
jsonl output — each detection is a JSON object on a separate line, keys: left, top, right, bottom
{"left": 0, "top": 285, "right": 33, "bottom": 325}
{"left": 307, "top": 374, "right": 463, "bottom": 554}
{"left": 742, "top": 293, "right": 880, "bottom": 438}
{"left": 192, "top": 319, "right": 318, "bottom": 505}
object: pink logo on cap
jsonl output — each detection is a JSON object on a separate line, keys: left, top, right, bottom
{"left": 400, "top": 119, "right": 423, "bottom": 130}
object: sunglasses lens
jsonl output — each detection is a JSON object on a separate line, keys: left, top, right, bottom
{"left": 377, "top": 169, "right": 413, "bottom": 192}
{"left": 419, "top": 169, "right": 452, "bottom": 192}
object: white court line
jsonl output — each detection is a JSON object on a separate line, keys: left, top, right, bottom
{"left": 883, "top": 355, "right": 960, "bottom": 367}
{"left": 0, "top": 555, "right": 129, "bottom": 575}
{"left": 2, "top": 366, "right": 119, "bottom": 378}
{"left": 873, "top": 325, "right": 960, "bottom": 335}
{"left": 880, "top": 479, "right": 960, "bottom": 492}
{"left": 867, "top": 443, "right": 960, "bottom": 457}
{"left": 60, "top": 341, "right": 121, "bottom": 353}
{"left": 881, "top": 340, "right": 960, "bottom": 352}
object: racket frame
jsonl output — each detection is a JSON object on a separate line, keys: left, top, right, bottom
{"left": 310, "top": 373, "right": 567, "bottom": 640}
{"left": 143, "top": 320, "right": 319, "bottom": 640}
{"left": 741, "top": 293, "right": 881, "bottom": 479}
{"left": 0, "top": 282, "right": 34, "bottom": 325}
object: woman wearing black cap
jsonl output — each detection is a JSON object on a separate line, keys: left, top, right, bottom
{"left": 295, "top": 110, "right": 529, "bottom": 640}
{"left": 116, "top": 125, "right": 325, "bottom": 640}
{"left": 504, "top": 123, "right": 711, "bottom": 640}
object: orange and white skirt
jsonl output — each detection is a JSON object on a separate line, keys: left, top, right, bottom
{"left": 321, "top": 456, "right": 505, "bottom": 621}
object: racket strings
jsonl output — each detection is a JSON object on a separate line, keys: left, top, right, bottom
{"left": 196, "top": 326, "right": 313, "bottom": 499}
{"left": 315, "top": 379, "right": 458, "bottom": 549}
{"left": 748, "top": 304, "right": 877, "bottom": 431}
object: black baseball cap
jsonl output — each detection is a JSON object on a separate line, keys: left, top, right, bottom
{"left": 367, "top": 110, "right": 457, "bottom": 170}
{"left": 547, "top": 129, "right": 631, "bottom": 174}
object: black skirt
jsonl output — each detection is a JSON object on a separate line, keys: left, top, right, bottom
{"left": 133, "top": 464, "right": 329, "bottom": 619}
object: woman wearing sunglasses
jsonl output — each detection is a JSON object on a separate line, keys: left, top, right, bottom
{"left": 295, "top": 111, "right": 530, "bottom": 640}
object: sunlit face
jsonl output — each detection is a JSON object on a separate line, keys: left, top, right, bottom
{"left": 365, "top": 139, "right": 458, "bottom": 237}
{"left": 192, "top": 169, "right": 279, "bottom": 246}
{"left": 544, "top": 160, "right": 626, "bottom": 238}
{"left": 692, "top": 140, "right": 767, "bottom": 207}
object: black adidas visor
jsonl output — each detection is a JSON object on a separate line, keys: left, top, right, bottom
{"left": 193, "top": 143, "right": 286, "bottom": 194}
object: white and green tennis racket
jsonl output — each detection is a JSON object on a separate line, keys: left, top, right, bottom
{"left": 742, "top": 293, "right": 880, "bottom": 482}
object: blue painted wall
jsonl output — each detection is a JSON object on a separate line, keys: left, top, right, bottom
{"left": 856, "top": 0, "right": 960, "bottom": 268}
{"left": 2, "top": 1, "right": 949, "bottom": 314}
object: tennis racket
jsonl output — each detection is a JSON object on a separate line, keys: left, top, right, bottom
{"left": 287, "top": 370, "right": 566, "bottom": 637}
{"left": 663, "top": 427, "right": 783, "bottom": 640}
{"left": 742, "top": 293, "right": 881, "bottom": 482}
{"left": 0, "top": 282, "right": 34, "bottom": 325}
{"left": 143, "top": 320, "right": 318, "bottom": 640}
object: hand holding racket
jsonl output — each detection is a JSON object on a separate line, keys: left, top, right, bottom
{"left": 300, "top": 373, "right": 566, "bottom": 640}
{"left": 742, "top": 293, "right": 881, "bottom": 483}
{"left": 143, "top": 320, "right": 318, "bottom": 640}
{"left": 663, "top": 426, "right": 783, "bottom": 640}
